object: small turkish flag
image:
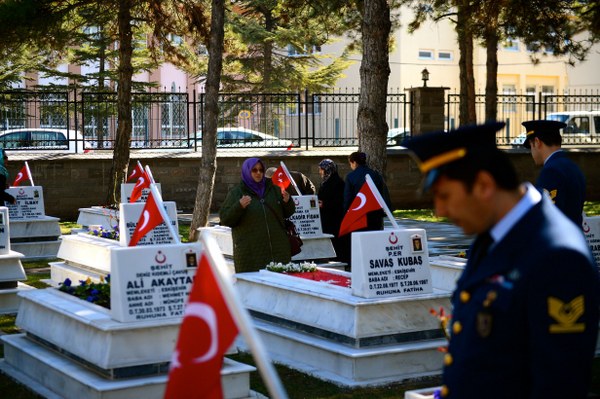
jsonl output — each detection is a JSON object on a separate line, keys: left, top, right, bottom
{"left": 164, "top": 253, "right": 239, "bottom": 399}
{"left": 129, "top": 172, "right": 150, "bottom": 203}
{"left": 271, "top": 165, "right": 291, "bottom": 190}
{"left": 339, "top": 180, "right": 383, "bottom": 236}
{"left": 127, "top": 162, "right": 144, "bottom": 182}
{"left": 128, "top": 192, "right": 164, "bottom": 246}
{"left": 12, "top": 164, "right": 31, "bottom": 186}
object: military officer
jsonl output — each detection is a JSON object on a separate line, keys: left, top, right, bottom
{"left": 522, "top": 119, "right": 586, "bottom": 226}
{"left": 403, "top": 122, "right": 599, "bottom": 399}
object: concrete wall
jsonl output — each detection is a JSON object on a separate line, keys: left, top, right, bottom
{"left": 6, "top": 148, "right": 600, "bottom": 221}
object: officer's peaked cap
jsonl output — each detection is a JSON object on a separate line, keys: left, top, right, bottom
{"left": 521, "top": 119, "right": 566, "bottom": 149}
{"left": 402, "top": 122, "right": 505, "bottom": 190}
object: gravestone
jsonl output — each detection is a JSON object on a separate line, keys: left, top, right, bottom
{"left": 76, "top": 183, "right": 162, "bottom": 230}
{"left": 0, "top": 207, "right": 34, "bottom": 314}
{"left": 119, "top": 201, "right": 178, "bottom": 246}
{"left": 351, "top": 229, "right": 433, "bottom": 298}
{"left": 4, "top": 185, "right": 61, "bottom": 259}
{"left": 583, "top": 215, "right": 600, "bottom": 267}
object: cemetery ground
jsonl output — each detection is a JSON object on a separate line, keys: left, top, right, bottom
{"left": 2, "top": 206, "right": 600, "bottom": 398}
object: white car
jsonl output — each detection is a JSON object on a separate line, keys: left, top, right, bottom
{"left": 193, "top": 127, "right": 293, "bottom": 148}
{"left": 512, "top": 111, "right": 600, "bottom": 146}
{"left": 0, "top": 128, "right": 91, "bottom": 153}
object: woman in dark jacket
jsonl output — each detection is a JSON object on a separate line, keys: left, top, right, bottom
{"left": 317, "top": 159, "right": 349, "bottom": 263}
{"left": 219, "top": 157, "right": 296, "bottom": 273}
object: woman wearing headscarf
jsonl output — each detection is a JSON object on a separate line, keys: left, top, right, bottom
{"left": 219, "top": 157, "right": 296, "bottom": 273}
{"left": 0, "top": 150, "right": 16, "bottom": 204}
{"left": 317, "top": 159, "right": 349, "bottom": 264}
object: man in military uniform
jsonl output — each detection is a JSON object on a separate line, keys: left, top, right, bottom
{"left": 522, "top": 119, "right": 586, "bottom": 226}
{"left": 403, "top": 122, "right": 599, "bottom": 399}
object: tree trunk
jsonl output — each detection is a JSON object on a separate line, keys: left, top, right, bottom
{"left": 457, "top": 1, "right": 476, "bottom": 126}
{"left": 106, "top": 0, "right": 134, "bottom": 206}
{"left": 357, "top": 0, "right": 391, "bottom": 175}
{"left": 189, "top": 0, "right": 224, "bottom": 241}
{"left": 484, "top": 18, "right": 499, "bottom": 122}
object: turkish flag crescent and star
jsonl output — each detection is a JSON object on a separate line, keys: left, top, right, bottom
{"left": 127, "top": 163, "right": 144, "bottom": 182}
{"left": 164, "top": 253, "right": 239, "bottom": 399}
{"left": 271, "top": 165, "right": 291, "bottom": 190}
{"left": 12, "top": 165, "right": 30, "bottom": 186}
{"left": 128, "top": 192, "right": 164, "bottom": 246}
{"left": 338, "top": 180, "right": 383, "bottom": 236}
{"left": 129, "top": 172, "right": 150, "bottom": 203}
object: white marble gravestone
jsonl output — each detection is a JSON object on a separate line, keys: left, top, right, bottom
{"left": 76, "top": 184, "right": 162, "bottom": 230}
{"left": 351, "top": 229, "right": 433, "bottom": 298}
{"left": 583, "top": 215, "right": 600, "bottom": 267}
{"left": 118, "top": 201, "right": 178, "bottom": 246}
{"left": 1, "top": 234, "right": 255, "bottom": 398}
{"left": 0, "top": 207, "right": 34, "bottom": 314}
{"left": 121, "top": 182, "right": 162, "bottom": 204}
{"left": 4, "top": 186, "right": 61, "bottom": 259}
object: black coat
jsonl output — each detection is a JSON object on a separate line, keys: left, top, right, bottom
{"left": 318, "top": 171, "right": 350, "bottom": 263}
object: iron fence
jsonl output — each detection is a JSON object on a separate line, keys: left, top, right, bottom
{"left": 0, "top": 88, "right": 598, "bottom": 153}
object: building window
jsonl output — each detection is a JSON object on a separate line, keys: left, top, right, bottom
{"left": 502, "top": 85, "right": 517, "bottom": 113}
{"left": 503, "top": 38, "right": 520, "bottom": 52}
{"left": 418, "top": 49, "right": 434, "bottom": 60}
{"left": 526, "top": 86, "right": 536, "bottom": 112}
{"left": 541, "top": 86, "right": 555, "bottom": 113}
{"left": 438, "top": 51, "right": 453, "bottom": 61}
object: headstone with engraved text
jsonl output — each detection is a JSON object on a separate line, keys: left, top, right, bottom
{"left": 118, "top": 201, "right": 178, "bottom": 246}
{"left": 351, "top": 229, "right": 433, "bottom": 298}
{"left": 289, "top": 195, "right": 323, "bottom": 237}
{"left": 5, "top": 186, "right": 45, "bottom": 220}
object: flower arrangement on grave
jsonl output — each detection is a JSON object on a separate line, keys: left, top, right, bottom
{"left": 58, "top": 275, "right": 111, "bottom": 309}
{"left": 88, "top": 225, "right": 120, "bottom": 241}
{"left": 265, "top": 261, "right": 317, "bottom": 273}
{"left": 456, "top": 251, "right": 467, "bottom": 258}
{"left": 266, "top": 261, "right": 351, "bottom": 288}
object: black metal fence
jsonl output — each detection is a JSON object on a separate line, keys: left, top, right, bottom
{"left": 0, "top": 88, "right": 598, "bottom": 153}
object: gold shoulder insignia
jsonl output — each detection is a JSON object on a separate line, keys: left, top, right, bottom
{"left": 543, "top": 188, "right": 558, "bottom": 202}
{"left": 548, "top": 296, "right": 585, "bottom": 333}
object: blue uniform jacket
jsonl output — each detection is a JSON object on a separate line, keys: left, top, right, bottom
{"left": 536, "top": 151, "right": 586, "bottom": 226}
{"left": 442, "top": 196, "right": 599, "bottom": 399}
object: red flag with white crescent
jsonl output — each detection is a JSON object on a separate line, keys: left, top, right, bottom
{"left": 127, "top": 163, "right": 145, "bottom": 182}
{"left": 128, "top": 192, "right": 164, "bottom": 246}
{"left": 129, "top": 172, "right": 150, "bottom": 203}
{"left": 270, "top": 165, "right": 291, "bottom": 190}
{"left": 339, "top": 180, "right": 383, "bottom": 236}
{"left": 164, "top": 253, "right": 239, "bottom": 399}
{"left": 12, "top": 165, "right": 31, "bottom": 186}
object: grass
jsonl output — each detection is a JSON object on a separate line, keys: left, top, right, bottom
{"left": 1, "top": 205, "right": 600, "bottom": 398}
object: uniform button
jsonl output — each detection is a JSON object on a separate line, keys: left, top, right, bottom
{"left": 459, "top": 290, "right": 470, "bottom": 303}
{"left": 444, "top": 353, "right": 453, "bottom": 366}
{"left": 452, "top": 321, "right": 462, "bottom": 334}
{"left": 440, "top": 385, "right": 449, "bottom": 397}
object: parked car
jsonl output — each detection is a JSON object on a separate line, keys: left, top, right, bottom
{"left": 193, "top": 127, "right": 293, "bottom": 148}
{"left": 386, "top": 128, "right": 410, "bottom": 147}
{"left": 0, "top": 128, "right": 91, "bottom": 153}
{"left": 511, "top": 111, "right": 600, "bottom": 146}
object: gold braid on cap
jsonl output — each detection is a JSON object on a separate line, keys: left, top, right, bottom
{"left": 418, "top": 148, "right": 467, "bottom": 173}
{"left": 526, "top": 130, "right": 535, "bottom": 137}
